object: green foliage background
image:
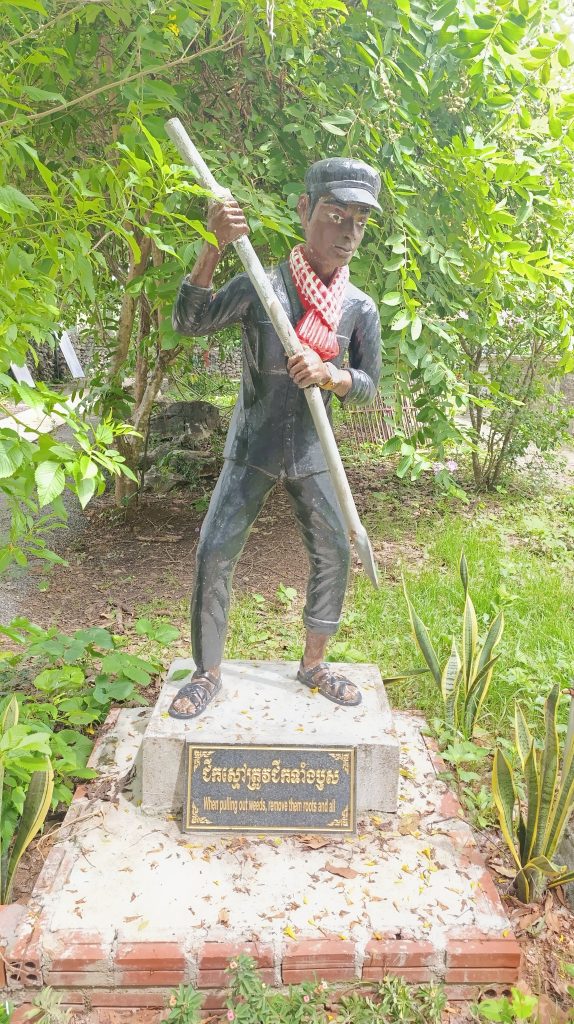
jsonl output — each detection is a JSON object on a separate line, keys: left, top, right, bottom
{"left": 1, "top": 0, "right": 574, "bottom": 556}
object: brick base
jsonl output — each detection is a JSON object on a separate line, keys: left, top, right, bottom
{"left": 3, "top": 713, "right": 522, "bottom": 1011}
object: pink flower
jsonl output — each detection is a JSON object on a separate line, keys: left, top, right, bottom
{"left": 229, "top": 961, "right": 238, "bottom": 970}
{"left": 227, "top": 1012, "right": 235, "bottom": 1021}
{"left": 303, "top": 995, "right": 310, "bottom": 1003}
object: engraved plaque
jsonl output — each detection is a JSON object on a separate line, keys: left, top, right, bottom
{"left": 184, "top": 743, "right": 356, "bottom": 833}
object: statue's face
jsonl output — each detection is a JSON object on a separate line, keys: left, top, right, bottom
{"left": 297, "top": 194, "right": 370, "bottom": 275}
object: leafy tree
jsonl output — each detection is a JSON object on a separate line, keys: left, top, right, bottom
{"left": 1, "top": 0, "right": 574, "bottom": 568}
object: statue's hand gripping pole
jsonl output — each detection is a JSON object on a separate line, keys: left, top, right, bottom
{"left": 165, "top": 117, "right": 379, "bottom": 588}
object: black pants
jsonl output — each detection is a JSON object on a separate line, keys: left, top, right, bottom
{"left": 191, "top": 459, "right": 351, "bottom": 671}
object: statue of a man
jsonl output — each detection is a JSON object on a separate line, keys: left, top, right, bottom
{"left": 169, "top": 158, "right": 382, "bottom": 719}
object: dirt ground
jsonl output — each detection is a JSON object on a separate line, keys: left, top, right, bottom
{"left": 14, "top": 460, "right": 427, "bottom": 630}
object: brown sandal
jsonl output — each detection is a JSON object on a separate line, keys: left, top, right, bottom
{"left": 168, "top": 671, "right": 222, "bottom": 719}
{"left": 297, "top": 662, "right": 362, "bottom": 707}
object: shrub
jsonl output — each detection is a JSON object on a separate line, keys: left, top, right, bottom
{"left": 389, "top": 553, "right": 504, "bottom": 739}
{"left": 0, "top": 618, "right": 160, "bottom": 818}
{"left": 0, "top": 696, "right": 53, "bottom": 903}
{"left": 492, "top": 684, "right": 574, "bottom": 902}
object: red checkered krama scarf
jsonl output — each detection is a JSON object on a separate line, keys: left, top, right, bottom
{"left": 288, "top": 244, "right": 349, "bottom": 360}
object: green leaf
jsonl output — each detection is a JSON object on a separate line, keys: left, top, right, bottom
{"left": 525, "top": 854, "right": 563, "bottom": 877}
{"left": 0, "top": 696, "right": 19, "bottom": 734}
{"left": 0, "top": 186, "right": 38, "bottom": 216}
{"left": 548, "top": 114, "right": 562, "bottom": 139}
{"left": 3, "top": 765, "right": 53, "bottom": 904}
{"left": 410, "top": 316, "right": 422, "bottom": 341}
{"left": 4, "top": 0, "right": 47, "bottom": 11}
{"left": 391, "top": 311, "right": 410, "bottom": 331}
{"left": 384, "top": 257, "right": 405, "bottom": 271}
{"left": 492, "top": 750, "right": 521, "bottom": 868}
{"left": 478, "top": 997, "right": 509, "bottom": 1021}
{"left": 135, "top": 118, "right": 164, "bottom": 166}
{"left": 403, "top": 583, "right": 442, "bottom": 685}
{"left": 548, "top": 868, "right": 574, "bottom": 887}
{"left": 514, "top": 705, "right": 533, "bottom": 770}
{"left": 430, "top": 0, "right": 457, "bottom": 24}
{"left": 0, "top": 440, "right": 23, "bottom": 479}
{"left": 320, "top": 120, "right": 347, "bottom": 136}
{"left": 536, "top": 684, "right": 559, "bottom": 858}
{"left": 441, "top": 639, "right": 461, "bottom": 729}
{"left": 20, "top": 85, "right": 66, "bottom": 104}
{"left": 545, "top": 711, "right": 574, "bottom": 858}
{"left": 35, "top": 462, "right": 66, "bottom": 507}
{"left": 34, "top": 666, "right": 85, "bottom": 693}
{"left": 135, "top": 618, "right": 180, "bottom": 645}
{"left": 76, "top": 476, "right": 96, "bottom": 509}
{"left": 460, "top": 28, "right": 490, "bottom": 42}
{"left": 558, "top": 48, "right": 571, "bottom": 68}
{"left": 499, "top": 20, "right": 524, "bottom": 43}
{"left": 74, "top": 627, "right": 114, "bottom": 649}
{"left": 461, "top": 591, "right": 478, "bottom": 690}
{"left": 523, "top": 744, "right": 541, "bottom": 864}
{"left": 475, "top": 610, "right": 504, "bottom": 677}
{"left": 382, "top": 291, "right": 402, "bottom": 305}
{"left": 464, "top": 654, "right": 500, "bottom": 737}
{"left": 459, "top": 551, "right": 468, "bottom": 595}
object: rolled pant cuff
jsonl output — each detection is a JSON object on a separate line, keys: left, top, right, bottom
{"left": 303, "top": 611, "right": 341, "bottom": 636}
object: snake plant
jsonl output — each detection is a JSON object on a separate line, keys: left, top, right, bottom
{"left": 0, "top": 695, "right": 54, "bottom": 904}
{"left": 391, "top": 552, "right": 504, "bottom": 738}
{"left": 492, "top": 684, "right": 574, "bottom": 902}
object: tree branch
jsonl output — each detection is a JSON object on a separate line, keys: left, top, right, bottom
{"left": 111, "top": 233, "right": 152, "bottom": 376}
{"left": 1, "top": 0, "right": 94, "bottom": 51}
{"left": 0, "top": 27, "right": 240, "bottom": 130}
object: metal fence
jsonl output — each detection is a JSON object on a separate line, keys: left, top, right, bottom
{"left": 343, "top": 393, "right": 418, "bottom": 449}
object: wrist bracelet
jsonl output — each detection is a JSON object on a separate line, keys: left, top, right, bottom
{"left": 320, "top": 363, "right": 338, "bottom": 391}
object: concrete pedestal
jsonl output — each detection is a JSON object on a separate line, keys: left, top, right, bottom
{"left": 140, "top": 659, "right": 400, "bottom": 815}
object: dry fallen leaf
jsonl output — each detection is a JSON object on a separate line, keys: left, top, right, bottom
{"left": 218, "top": 909, "right": 230, "bottom": 926}
{"left": 398, "top": 812, "right": 421, "bottom": 836}
{"left": 324, "top": 862, "right": 358, "bottom": 879}
{"left": 298, "top": 835, "right": 331, "bottom": 850}
{"left": 489, "top": 859, "right": 516, "bottom": 879}
{"left": 514, "top": 908, "right": 543, "bottom": 933}
{"left": 544, "top": 893, "right": 563, "bottom": 934}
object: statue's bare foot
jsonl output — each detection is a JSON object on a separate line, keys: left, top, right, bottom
{"left": 297, "top": 662, "right": 362, "bottom": 707}
{"left": 168, "top": 671, "right": 221, "bottom": 719}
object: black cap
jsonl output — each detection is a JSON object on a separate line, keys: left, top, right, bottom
{"left": 305, "top": 157, "right": 381, "bottom": 212}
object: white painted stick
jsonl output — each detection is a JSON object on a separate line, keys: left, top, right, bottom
{"left": 165, "top": 117, "right": 378, "bottom": 587}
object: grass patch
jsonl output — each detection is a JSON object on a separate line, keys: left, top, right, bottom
{"left": 227, "top": 481, "right": 574, "bottom": 737}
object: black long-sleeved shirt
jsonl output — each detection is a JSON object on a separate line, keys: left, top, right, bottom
{"left": 173, "top": 261, "right": 382, "bottom": 478}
